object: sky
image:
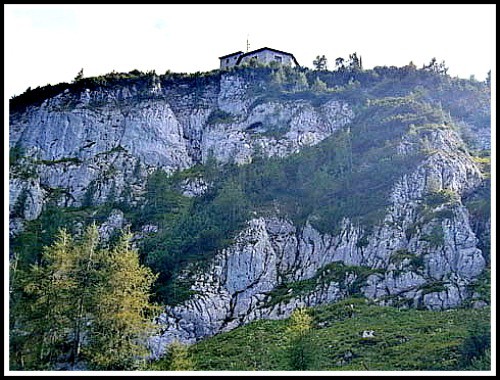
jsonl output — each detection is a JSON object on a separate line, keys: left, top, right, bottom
{"left": 4, "top": 4, "right": 496, "bottom": 98}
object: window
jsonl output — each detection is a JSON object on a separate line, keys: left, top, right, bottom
{"left": 275, "top": 55, "right": 282, "bottom": 62}
{"left": 226, "top": 59, "right": 230, "bottom": 63}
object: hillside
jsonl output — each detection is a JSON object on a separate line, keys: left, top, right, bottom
{"left": 151, "top": 297, "right": 490, "bottom": 371}
{"left": 9, "top": 61, "right": 491, "bottom": 369}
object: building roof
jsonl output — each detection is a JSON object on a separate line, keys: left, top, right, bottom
{"left": 235, "top": 47, "right": 300, "bottom": 66}
{"left": 218, "top": 51, "right": 244, "bottom": 59}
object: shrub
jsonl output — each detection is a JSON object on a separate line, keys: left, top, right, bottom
{"left": 206, "top": 109, "right": 235, "bottom": 124}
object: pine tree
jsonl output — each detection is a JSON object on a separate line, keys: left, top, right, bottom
{"left": 14, "top": 229, "right": 76, "bottom": 369}
{"left": 335, "top": 57, "right": 345, "bottom": 71}
{"left": 73, "top": 68, "right": 84, "bottom": 82}
{"left": 10, "top": 225, "right": 161, "bottom": 370}
{"left": 313, "top": 55, "right": 328, "bottom": 71}
{"left": 485, "top": 70, "right": 491, "bottom": 87}
{"left": 84, "top": 230, "right": 160, "bottom": 370}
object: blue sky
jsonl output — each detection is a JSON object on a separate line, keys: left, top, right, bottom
{"left": 4, "top": 4, "right": 496, "bottom": 98}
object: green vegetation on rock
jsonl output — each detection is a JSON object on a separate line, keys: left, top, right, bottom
{"left": 162, "top": 298, "right": 491, "bottom": 371}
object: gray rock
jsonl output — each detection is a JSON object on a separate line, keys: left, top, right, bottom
{"left": 10, "top": 76, "right": 354, "bottom": 225}
{"left": 180, "top": 177, "right": 209, "bottom": 197}
{"left": 98, "top": 209, "right": 126, "bottom": 241}
{"left": 9, "top": 178, "right": 45, "bottom": 221}
{"left": 150, "top": 123, "right": 488, "bottom": 356}
{"left": 422, "top": 283, "right": 469, "bottom": 310}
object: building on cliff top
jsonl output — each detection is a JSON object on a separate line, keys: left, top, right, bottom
{"left": 219, "top": 47, "right": 300, "bottom": 70}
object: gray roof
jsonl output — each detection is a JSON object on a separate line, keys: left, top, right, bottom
{"left": 219, "top": 51, "right": 244, "bottom": 59}
{"left": 235, "top": 47, "right": 300, "bottom": 66}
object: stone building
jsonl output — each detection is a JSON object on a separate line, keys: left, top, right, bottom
{"left": 219, "top": 47, "right": 300, "bottom": 70}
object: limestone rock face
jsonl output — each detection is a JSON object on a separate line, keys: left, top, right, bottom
{"left": 9, "top": 71, "right": 489, "bottom": 360}
{"left": 9, "top": 177, "right": 45, "bottom": 221}
{"left": 201, "top": 99, "right": 354, "bottom": 165}
{"left": 180, "top": 177, "right": 209, "bottom": 197}
{"left": 149, "top": 124, "right": 487, "bottom": 357}
{"left": 9, "top": 74, "right": 353, "bottom": 228}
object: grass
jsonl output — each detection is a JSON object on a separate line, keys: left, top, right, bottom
{"left": 154, "top": 298, "right": 491, "bottom": 371}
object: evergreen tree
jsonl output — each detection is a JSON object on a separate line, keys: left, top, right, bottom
{"left": 73, "top": 68, "right": 84, "bottom": 82}
{"left": 271, "top": 67, "right": 287, "bottom": 87}
{"left": 293, "top": 71, "right": 309, "bottom": 92}
{"left": 211, "top": 179, "right": 249, "bottom": 229}
{"left": 347, "top": 53, "right": 362, "bottom": 71}
{"left": 13, "top": 229, "right": 76, "bottom": 369}
{"left": 9, "top": 253, "right": 27, "bottom": 370}
{"left": 466, "top": 348, "right": 491, "bottom": 370}
{"left": 286, "top": 307, "right": 316, "bottom": 370}
{"left": 84, "top": 230, "right": 160, "bottom": 370}
{"left": 313, "top": 55, "right": 328, "bottom": 71}
{"left": 422, "top": 57, "right": 448, "bottom": 75}
{"left": 70, "top": 224, "right": 101, "bottom": 365}
{"left": 311, "top": 77, "right": 328, "bottom": 92}
{"left": 10, "top": 226, "right": 160, "bottom": 370}
{"left": 335, "top": 57, "right": 345, "bottom": 71}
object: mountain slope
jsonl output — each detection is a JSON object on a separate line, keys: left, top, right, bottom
{"left": 9, "top": 64, "right": 491, "bottom": 362}
{"left": 151, "top": 298, "right": 490, "bottom": 371}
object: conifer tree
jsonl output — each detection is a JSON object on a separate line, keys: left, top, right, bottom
{"left": 70, "top": 224, "right": 101, "bottom": 365}
{"left": 14, "top": 229, "right": 76, "bottom": 369}
{"left": 311, "top": 77, "right": 328, "bottom": 92}
{"left": 313, "top": 55, "right": 328, "bottom": 70}
{"left": 73, "top": 68, "right": 84, "bottom": 82}
{"left": 293, "top": 71, "right": 309, "bottom": 92}
{"left": 286, "top": 307, "right": 315, "bottom": 370}
{"left": 272, "top": 67, "right": 287, "bottom": 87}
{"left": 84, "top": 230, "right": 160, "bottom": 370}
{"left": 10, "top": 226, "right": 160, "bottom": 370}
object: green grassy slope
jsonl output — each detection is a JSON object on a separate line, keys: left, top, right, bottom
{"left": 151, "top": 298, "right": 490, "bottom": 371}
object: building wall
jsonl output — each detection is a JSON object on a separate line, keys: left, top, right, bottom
{"left": 220, "top": 54, "right": 243, "bottom": 69}
{"left": 239, "top": 50, "right": 296, "bottom": 67}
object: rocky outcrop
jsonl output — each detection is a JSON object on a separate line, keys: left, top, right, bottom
{"left": 98, "top": 209, "right": 126, "bottom": 241}
{"left": 149, "top": 125, "right": 487, "bottom": 357}
{"left": 9, "top": 70, "right": 490, "bottom": 361}
{"left": 9, "top": 177, "right": 45, "bottom": 222}
{"left": 201, "top": 99, "right": 353, "bottom": 165}
{"left": 180, "top": 177, "right": 209, "bottom": 197}
{"left": 9, "top": 74, "right": 353, "bottom": 229}
{"left": 150, "top": 205, "right": 486, "bottom": 357}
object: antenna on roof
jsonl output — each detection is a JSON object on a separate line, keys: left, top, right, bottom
{"left": 246, "top": 34, "right": 250, "bottom": 52}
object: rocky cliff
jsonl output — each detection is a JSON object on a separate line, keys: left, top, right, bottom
{"left": 9, "top": 67, "right": 490, "bottom": 359}
{"left": 9, "top": 71, "right": 352, "bottom": 235}
{"left": 148, "top": 122, "right": 487, "bottom": 357}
